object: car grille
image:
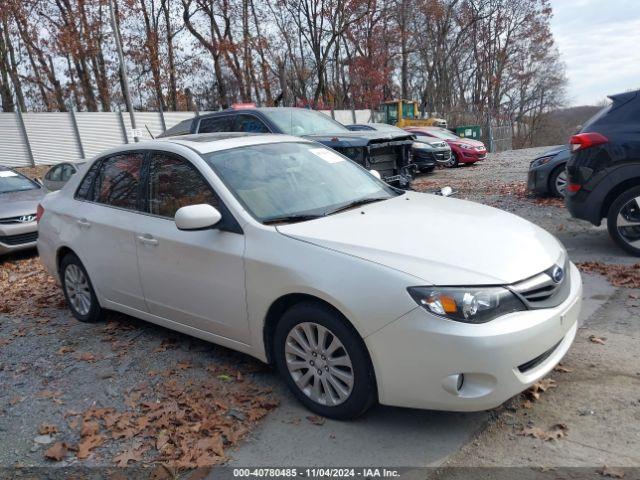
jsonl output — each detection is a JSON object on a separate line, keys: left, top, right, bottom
{"left": 509, "top": 256, "right": 571, "bottom": 309}
{"left": 0, "top": 232, "right": 39, "bottom": 245}
{"left": 0, "top": 214, "right": 37, "bottom": 225}
{"left": 435, "top": 151, "right": 451, "bottom": 161}
{"left": 517, "top": 339, "right": 562, "bottom": 373}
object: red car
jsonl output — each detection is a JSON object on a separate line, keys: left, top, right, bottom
{"left": 405, "top": 127, "right": 487, "bottom": 167}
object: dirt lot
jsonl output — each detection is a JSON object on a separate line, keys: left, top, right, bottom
{"left": 2, "top": 148, "right": 639, "bottom": 478}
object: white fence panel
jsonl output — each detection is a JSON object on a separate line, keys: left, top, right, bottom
{"left": 76, "top": 112, "right": 125, "bottom": 159}
{"left": 23, "top": 113, "right": 82, "bottom": 165}
{"left": 0, "top": 113, "right": 30, "bottom": 167}
{"left": 354, "top": 110, "right": 373, "bottom": 123}
{"left": 332, "top": 110, "right": 354, "bottom": 125}
{"left": 121, "top": 112, "right": 164, "bottom": 141}
{"left": 163, "top": 112, "right": 196, "bottom": 131}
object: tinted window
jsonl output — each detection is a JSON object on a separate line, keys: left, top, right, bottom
{"left": 260, "top": 109, "right": 349, "bottom": 135}
{"left": 147, "top": 153, "right": 218, "bottom": 218}
{"left": 198, "top": 116, "right": 235, "bottom": 133}
{"left": 236, "top": 114, "right": 270, "bottom": 133}
{"left": 46, "top": 165, "right": 63, "bottom": 181}
{"left": 61, "top": 164, "right": 75, "bottom": 181}
{"left": 93, "top": 153, "right": 143, "bottom": 209}
{"left": 76, "top": 163, "right": 100, "bottom": 200}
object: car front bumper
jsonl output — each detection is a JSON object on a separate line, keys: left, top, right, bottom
{"left": 0, "top": 221, "right": 39, "bottom": 255}
{"left": 527, "top": 166, "right": 552, "bottom": 195}
{"left": 365, "top": 262, "right": 582, "bottom": 411}
{"left": 458, "top": 149, "right": 487, "bottom": 163}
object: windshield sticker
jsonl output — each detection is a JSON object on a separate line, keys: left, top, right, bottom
{"left": 0, "top": 171, "right": 19, "bottom": 178}
{"left": 310, "top": 148, "right": 345, "bottom": 164}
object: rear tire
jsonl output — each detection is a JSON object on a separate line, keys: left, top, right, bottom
{"left": 60, "top": 253, "right": 105, "bottom": 322}
{"left": 607, "top": 186, "right": 640, "bottom": 257}
{"left": 549, "top": 165, "right": 568, "bottom": 198}
{"left": 273, "top": 302, "right": 377, "bottom": 419}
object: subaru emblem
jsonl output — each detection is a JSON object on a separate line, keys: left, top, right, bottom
{"left": 551, "top": 266, "right": 564, "bottom": 284}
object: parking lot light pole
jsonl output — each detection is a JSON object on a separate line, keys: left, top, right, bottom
{"left": 109, "top": 0, "right": 138, "bottom": 142}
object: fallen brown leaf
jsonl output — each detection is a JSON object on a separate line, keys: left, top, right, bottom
{"left": 597, "top": 465, "right": 625, "bottom": 478}
{"left": 44, "top": 442, "right": 68, "bottom": 461}
{"left": 519, "top": 423, "right": 568, "bottom": 441}
{"left": 589, "top": 335, "right": 606, "bottom": 345}
{"left": 76, "top": 434, "right": 105, "bottom": 459}
{"left": 113, "top": 445, "right": 146, "bottom": 467}
{"left": 306, "top": 415, "right": 326, "bottom": 426}
{"left": 577, "top": 262, "right": 640, "bottom": 288}
{"left": 56, "top": 346, "right": 75, "bottom": 355}
{"left": 553, "top": 364, "right": 573, "bottom": 373}
{"left": 38, "top": 423, "right": 59, "bottom": 435}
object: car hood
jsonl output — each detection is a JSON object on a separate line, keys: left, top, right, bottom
{"left": 537, "top": 145, "right": 569, "bottom": 159}
{"left": 303, "top": 131, "right": 414, "bottom": 147}
{"left": 450, "top": 138, "right": 485, "bottom": 149}
{"left": 276, "top": 192, "right": 563, "bottom": 285}
{"left": 0, "top": 188, "right": 46, "bottom": 219}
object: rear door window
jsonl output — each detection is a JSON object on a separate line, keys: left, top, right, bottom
{"left": 93, "top": 153, "right": 144, "bottom": 210}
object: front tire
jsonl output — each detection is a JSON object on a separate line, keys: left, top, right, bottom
{"left": 549, "top": 165, "right": 568, "bottom": 198}
{"left": 60, "top": 253, "right": 105, "bottom": 322}
{"left": 274, "top": 302, "right": 377, "bottom": 419}
{"left": 445, "top": 152, "right": 459, "bottom": 168}
{"left": 607, "top": 186, "right": 640, "bottom": 256}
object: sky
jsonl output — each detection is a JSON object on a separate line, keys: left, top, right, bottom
{"left": 549, "top": 0, "right": 640, "bottom": 106}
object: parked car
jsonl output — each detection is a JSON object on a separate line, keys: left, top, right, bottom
{"left": 0, "top": 165, "right": 46, "bottom": 255}
{"left": 405, "top": 126, "right": 487, "bottom": 167}
{"left": 346, "top": 124, "right": 451, "bottom": 173}
{"left": 345, "top": 123, "right": 408, "bottom": 133}
{"left": 38, "top": 133, "right": 582, "bottom": 419}
{"left": 527, "top": 146, "right": 570, "bottom": 198}
{"left": 565, "top": 89, "right": 640, "bottom": 256}
{"left": 43, "top": 162, "right": 84, "bottom": 191}
{"left": 160, "top": 107, "right": 415, "bottom": 188}
{"left": 411, "top": 135, "right": 452, "bottom": 173}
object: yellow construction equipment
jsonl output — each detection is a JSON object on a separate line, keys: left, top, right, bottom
{"left": 379, "top": 100, "right": 447, "bottom": 128}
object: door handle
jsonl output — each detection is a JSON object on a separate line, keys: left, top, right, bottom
{"left": 76, "top": 218, "right": 91, "bottom": 228}
{"left": 137, "top": 234, "right": 159, "bottom": 246}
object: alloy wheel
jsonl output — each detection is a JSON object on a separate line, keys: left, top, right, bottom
{"left": 284, "top": 322, "right": 354, "bottom": 406}
{"left": 555, "top": 170, "right": 568, "bottom": 197}
{"left": 616, "top": 196, "right": 640, "bottom": 249}
{"left": 64, "top": 264, "right": 92, "bottom": 316}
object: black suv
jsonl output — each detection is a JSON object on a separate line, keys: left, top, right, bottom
{"left": 565, "top": 90, "right": 640, "bottom": 255}
{"left": 160, "top": 107, "right": 415, "bottom": 188}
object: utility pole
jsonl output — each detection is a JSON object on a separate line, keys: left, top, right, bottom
{"left": 109, "top": 0, "right": 138, "bottom": 142}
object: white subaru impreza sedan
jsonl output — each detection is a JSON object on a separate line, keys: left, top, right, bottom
{"left": 37, "top": 133, "right": 582, "bottom": 419}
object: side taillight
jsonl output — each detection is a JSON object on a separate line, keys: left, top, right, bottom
{"left": 570, "top": 132, "right": 608, "bottom": 152}
{"left": 36, "top": 203, "right": 44, "bottom": 223}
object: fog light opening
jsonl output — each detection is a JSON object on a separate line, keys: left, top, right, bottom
{"left": 457, "top": 373, "right": 465, "bottom": 392}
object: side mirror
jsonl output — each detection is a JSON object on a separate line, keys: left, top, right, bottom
{"left": 369, "top": 169, "right": 382, "bottom": 180}
{"left": 175, "top": 204, "right": 222, "bottom": 231}
{"left": 34, "top": 177, "right": 43, "bottom": 186}
{"left": 440, "top": 186, "right": 453, "bottom": 197}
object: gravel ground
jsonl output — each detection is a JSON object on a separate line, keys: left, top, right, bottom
{"left": 3, "top": 147, "right": 640, "bottom": 478}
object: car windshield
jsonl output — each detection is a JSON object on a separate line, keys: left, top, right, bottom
{"left": 204, "top": 142, "right": 399, "bottom": 223}
{"left": 424, "top": 129, "right": 460, "bottom": 140}
{"left": 261, "top": 109, "right": 350, "bottom": 136}
{"left": 415, "top": 135, "right": 440, "bottom": 144}
{"left": 0, "top": 170, "right": 39, "bottom": 194}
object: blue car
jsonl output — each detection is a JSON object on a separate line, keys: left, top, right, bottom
{"left": 527, "top": 146, "right": 570, "bottom": 198}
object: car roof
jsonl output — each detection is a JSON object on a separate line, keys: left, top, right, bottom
{"left": 151, "top": 132, "right": 311, "bottom": 155}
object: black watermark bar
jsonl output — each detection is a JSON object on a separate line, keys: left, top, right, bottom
{"left": 1, "top": 467, "right": 639, "bottom": 480}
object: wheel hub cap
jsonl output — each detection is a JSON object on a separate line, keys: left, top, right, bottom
{"left": 617, "top": 196, "right": 640, "bottom": 248}
{"left": 285, "top": 322, "right": 354, "bottom": 406}
{"left": 64, "top": 264, "right": 92, "bottom": 316}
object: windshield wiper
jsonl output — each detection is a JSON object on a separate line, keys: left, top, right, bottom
{"left": 262, "top": 214, "right": 324, "bottom": 225}
{"left": 324, "top": 197, "right": 389, "bottom": 216}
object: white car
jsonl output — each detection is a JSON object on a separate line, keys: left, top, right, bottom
{"left": 37, "top": 133, "right": 582, "bottom": 419}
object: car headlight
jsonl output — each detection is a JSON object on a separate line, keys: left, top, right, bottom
{"left": 530, "top": 155, "right": 554, "bottom": 168}
{"left": 458, "top": 144, "right": 473, "bottom": 150}
{"left": 412, "top": 142, "right": 430, "bottom": 150}
{"left": 341, "top": 147, "right": 363, "bottom": 162}
{"left": 407, "top": 286, "right": 526, "bottom": 323}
